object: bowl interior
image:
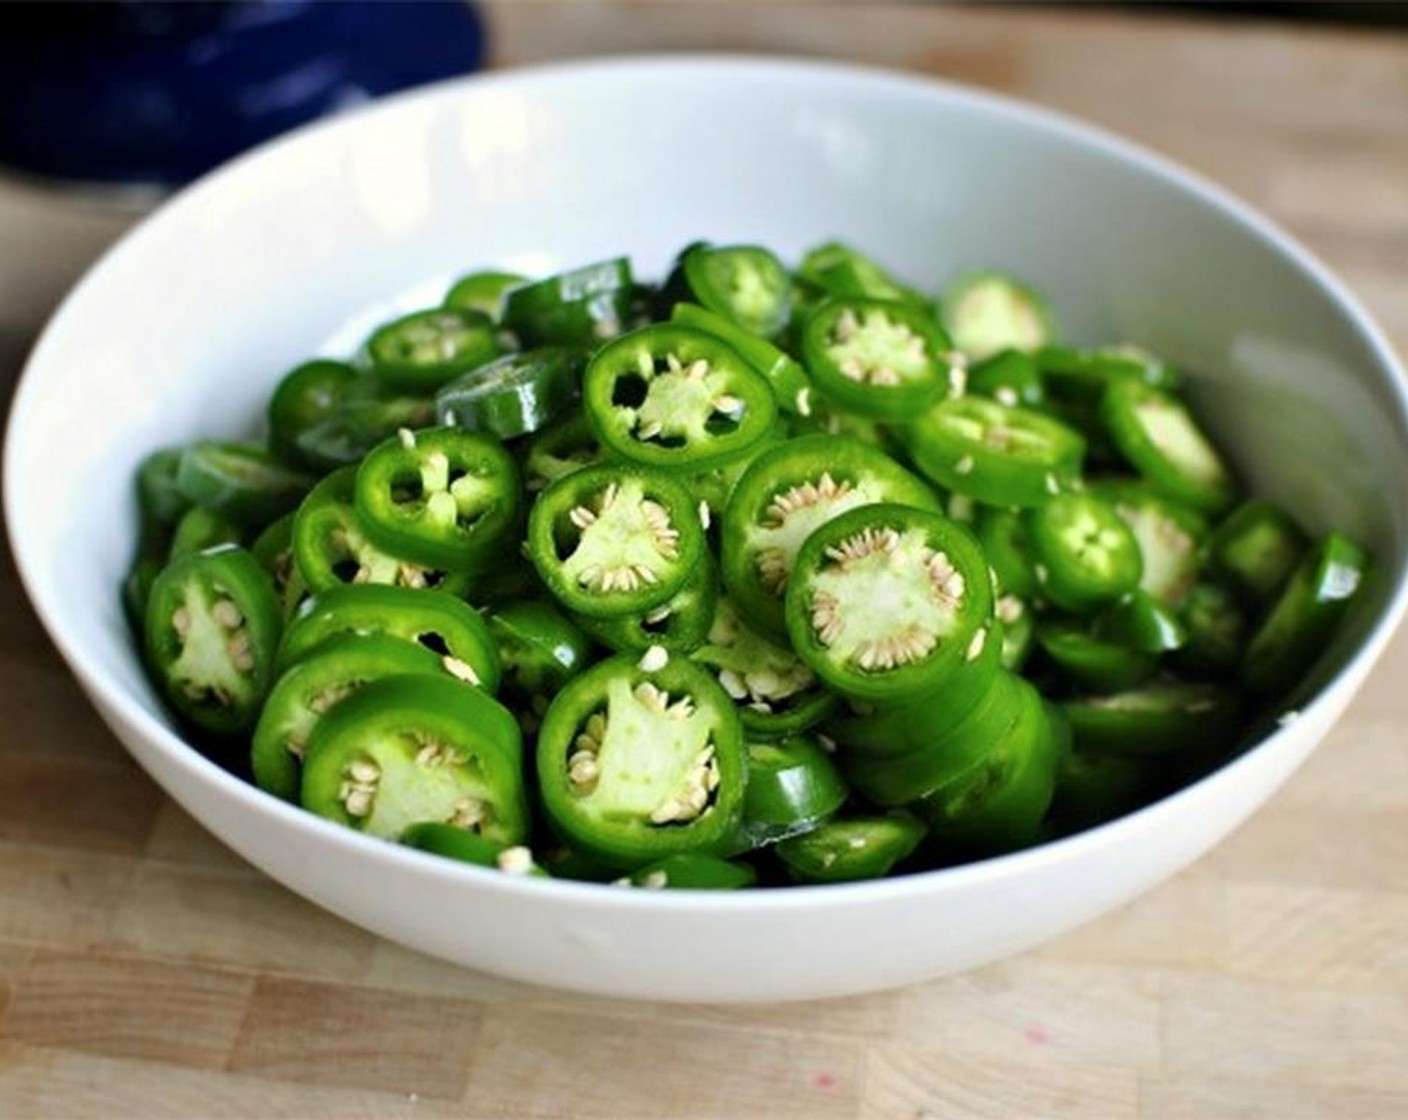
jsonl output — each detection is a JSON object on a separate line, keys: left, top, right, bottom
{"left": 8, "top": 56, "right": 1408, "bottom": 866}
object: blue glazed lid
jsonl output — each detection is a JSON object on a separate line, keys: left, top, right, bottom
{"left": 0, "top": 0, "right": 487, "bottom": 187}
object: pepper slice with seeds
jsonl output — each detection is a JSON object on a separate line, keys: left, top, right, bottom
{"left": 523, "top": 411, "right": 604, "bottom": 493}
{"left": 251, "top": 633, "right": 446, "bottom": 801}
{"left": 366, "top": 307, "right": 502, "bottom": 394}
{"left": 900, "top": 395, "right": 1086, "bottom": 508}
{"left": 403, "top": 823, "right": 547, "bottom": 877}
{"left": 670, "top": 302, "right": 813, "bottom": 416}
{"left": 624, "top": 853, "right": 758, "bottom": 890}
{"left": 291, "top": 466, "right": 470, "bottom": 597}
{"left": 526, "top": 463, "right": 706, "bottom": 620}
{"left": 143, "top": 545, "right": 283, "bottom": 737}
{"left": 1089, "top": 481, "right": 1209, "bottom": 608}
{"left": 721, "top": 434, "right": 942, "bottom": 640}
{"left": 573, "top": 552, "right": 719, "bottom": 654}
{"left": 535, "top": 652, "right": 746, "bottom": 866}
{"left": 693, "top": 595, "right": 837, "bottom": 738}
{"left": 174, "top": 442, "right": 314, "bottom": 528}
{"left": 1204, "top": 498, "right": 1308, "bottom": 605}
{"left": 801, "top": 297, "right": 958, "bottom": 421}
{"left": 354, "top": 426, "right": 521, "bottom": 573}
{"left": 582, "top": 323, "right": 777, "bottom": 472}
{"left": 276, "top": 583, "right": 500, "bottom": 691}
{"left": 797, "top": 242, "right": 932, "bottom": 309}
{"left": 443, "top": 270, "right": 528, "bottom": 322}
{"left": 784, "top": 503, "right": 996, "bottom": 704}
{"left": 302, "top": 673, "right": 527, "bottom": 843}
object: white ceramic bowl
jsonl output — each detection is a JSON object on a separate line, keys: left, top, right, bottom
{"left": 7, "top": 58, "right": 1407, "bottom": 1002}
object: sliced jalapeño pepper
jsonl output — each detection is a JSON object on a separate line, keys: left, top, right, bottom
{"left": 1037, "top": 620, "right": 1158, "bottom": 693}
{"left": 137, "top": 447, "right": 194, "bottom": 542}
{"left": 721, "top": 434, "right": 941, "bottom": 640}
{"left": 267, "top": 359, "right": 359, "bottom": 468}
{"left": 434, "top": 347, "right": 580, "bottom": 442}
{"left": 250, "top": 512, "right": 306, "bottom": 617}
{"left": 536, "top": 651, "right": 746, "bottom": 866}
{"left": 143, "top": 545, "right": 282, "bottom": 737}
{"left": 523, "top": 411, "right": 603, "bottom": 493}
{"left": 1241, "top": 531, "right": 1367, "bottom": 697}
{"left": 774, "top": 814, "right": 926, "bottom": 884}
{"left": 354, "top": 426, "right": 520, "bottom": 572}
{"left": 292, "top": 388, "right": 436, "bottom": 473}
{"left": 797, "top": 242, "right": 930, "bottom": 308}
{"left": 1101, "top": 380, "right": 1235, "bottom": 515}
{"left": 675, "top": 243, "right": 791, "bottom": 339}
{"left": 1174, "top": 581, "right": 1248, "bottom": 678}
{"left": 1025, "top": 491, "right": 1143, "bottom": 612}
{"left": 670, "top": 302, "right": 813, "bottom": 417}
{"left": 1038, "top": 343, "right": 1180, "bottom": 399}
{"left": 784, "top": 503, "right": 996, "bottom": 704}
{"left": 1064, "top": 679, "right": 1242, "bottom": 757}
{"left": 573, "top": 553, "right": 719, "bottom": 654}
{"left": 251, "top": 632, "right": 445, "bottom": 802}
{"left": 975, "top": 507, "right": 1040, "bottom": 600}
{"left": 291, "top": 466, "right": 468, "bottom": 596}
{"left": 1205, "top": 498, "right": 1308, "bottom": 604}
{"left": 404, "top": 823, "right": 546, "bottom": 877}
{"left": 733, "top": 736, "right": 849, "bottom": 852}
{"left": 1048, "top": 743, "right": 1153, "bottom": 834}
{"left": 302, "top": 673, "right": 527, "bottom": 843}
{"left": 502, "top": 257, "right": 634, "bottom": 349}
{"left": 940, "top": 270, "right": 1058, "bottom": 360}
{"left": 1091, "top": 481, "right": 1209, "bottom": 607}
{"left": 526, "top": 463, "right": 706, "bottom": 619}
{"left": 175, "top": 442, "right": 313, "bottom": 528}
{"left": 366, "top": 307, "right": 501, "bottom": 393}
{"left": 583, "top": 323, "right": 777, "bottom": 472}
{"left": 1091, "top": 590, "right": 1187, "bottom": 653}
{"left": 901, "top": 395, "right": 1085, "bottom": 508}
{"left": 692, "top": 595, "right": 837, "bottom": 738}
{"left": 801, "top": 297, "right": 958, "bottom": 420}
{"left": 443, "top": 270, "right": 527, "bottom": 321}
{"left": 276, "top": 583, "right": 501, "bottom": 691}
{"left": 626, "top": 853, "right": 757, "bottom": 890}
{"left": 967, "top": 348, "right": 1046, "bottom": 410}
{"left": 169, "top": 504, "right": 244, "bottom": 560}
{"left": 487, "top": 599, "right": 592, "bottom": 702}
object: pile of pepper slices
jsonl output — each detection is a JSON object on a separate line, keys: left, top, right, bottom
{"left": 127, "top": 242, "right": 1367, "bottom": 888}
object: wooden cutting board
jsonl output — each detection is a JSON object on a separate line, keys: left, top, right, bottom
{"left": 2, "top": 4, "right": 1406, "bottom": 1116}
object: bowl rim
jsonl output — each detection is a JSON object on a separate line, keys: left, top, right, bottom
{"left": 7, "top": 52, "right": 1408, "bottom": 912}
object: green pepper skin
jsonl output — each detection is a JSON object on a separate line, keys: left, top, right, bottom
{"left": 775, "top": 815, "right": 926, "bottom": 883}
{"left": 1100, "top": 381, "right": 1235, "bottom": 516}
{"left": 488, "top": 599, "right": 593, "bottom": 700}
{"left": 1241, "top": 531, "right": 1367, "bottom": 697}
{"left": 267, "top": 359, "right": 359, "bottom": 468}
{"left": 976, "top": 508, "right": 1041, "bottom": 600}
{"left": 1037, "top": 620, "right": 1159, "bottom": 694}
{"left": 523, "top": 411, "right": 604, "bottom": 493}
{"left": 354, "top": 426, "right": 521, "bottom": 573}
{"left": 583, "top": 323, "right": 778, "bottom": 473}
{"left": 293, "top": 388, "right": 436, "bottom": 473}
{"left": 913, "top": 693, "right": 1064, "bottom": 852}
{"left": 302, "top": 673, "right": 528, "bottom": 843}
{"left": 403, "top": 822, "right": 547, "bottom": 876}
{"left": 721, "top": 434, "right": 942, "bottom": 641}
{"left": 628, "top": 853, "right": 758, "bottom": 890}
{"left": 366, "top": 308, "right": 502, "bottom": 394}
{"left": 144, "top": 545, "right": 283, "bottom": 737}
{"left": 1174, "top": 581, "right": 1249, "bottom": 678}
{"left": 276, "top": 583, "right": 501, "bottom": 691}
{"left": 670, "top": 303, "right": 813, "bottom": 417}
{"left": 137, "top": 447, "right": 194, "bottom": 543}
{"left": 1025, "top": 492, "right": 1143, "bottom": 612}
{"left": 1064, "top": 680, "right": 1242, "bottom": 758}
{"left": 733, "top": 737, "right": 849, "bottom": 852}
{"left": 798, "top": 242, "right": 931, "bottom": 309}
{"left": 801, "top": 297, "right": 957, "bottom": 421}
{"left": 174, "top": 442, "right": 313, "bottom": 529}
{"left": 434, "top": 348, "right": 580, "bottom": 442}
{"left": 1047, "top": 742, "right": 1153, "bottom": 834}
{"left": 573, "top": 554, "right": 719, "bottom": 654}
{"left": 1205, "top": 498, "right": 1309, "bottom": 604}
{"left": 1037, "top": 344, "right": 1180, "bottom": 399}
{"left": 169, "top": 505, "right": 244, "bottom": 560}
{"left": 677, "top": 243, "right": 792, "bottom": 340}
{"left": 535, "top": 653, "right": 746, "bottom": 867}
{"left": 251, "top": 632, "right": 446, "bottom": 802}
{"left": 444, "top": 271, "right": 527, "bottom": 321}
{"left": 1092, "top": 590, "right": 1187, "bottom": 653}
{"left": 502, "top": 258, "right": 634, "bottom": 349}
{"left": 967, "top": 348, "right": 1046, "bottom": 410}
{"left": 785, "top": 503, "right": 996, "bottom": 704}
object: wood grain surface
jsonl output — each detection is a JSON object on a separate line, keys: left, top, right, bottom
{"left": 3, "top": 4, "right": 1407, "bottom": 1117}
